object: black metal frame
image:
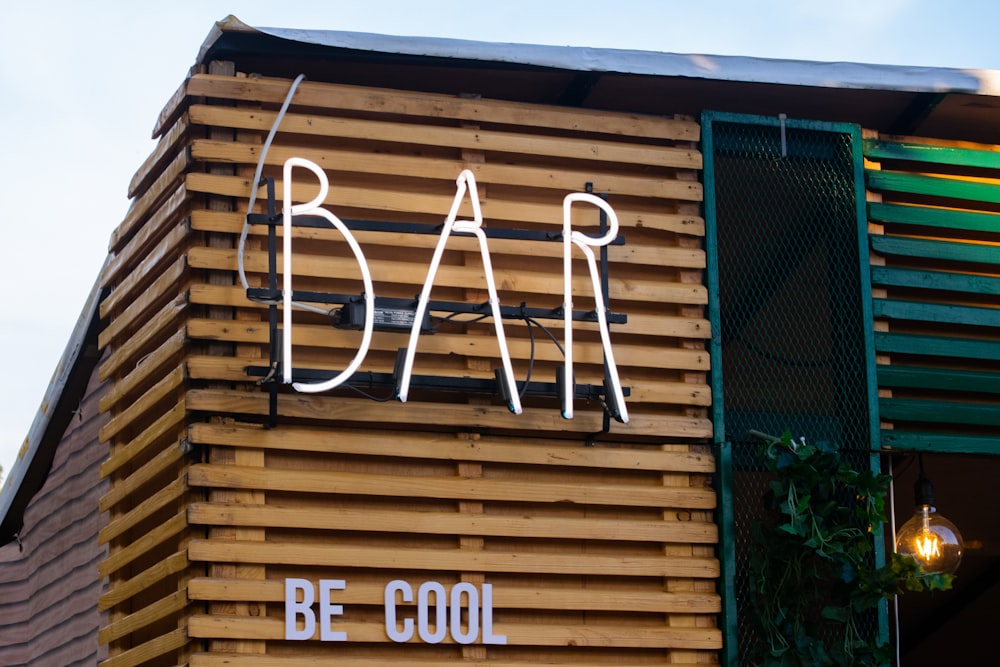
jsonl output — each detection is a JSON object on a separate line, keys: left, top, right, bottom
{"left": 244, "top": 178, "right": 628, "bottom": 426}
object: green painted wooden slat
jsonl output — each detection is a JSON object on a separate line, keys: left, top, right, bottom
{"left": 880, "top": 397, "right": 1000, "bottom": 426}
{"left": 868, "top": 201, "right": 1000, "bottom": 234}
{"left": 863, "top": 139, "right": 1000, "bottom": 170}
{"left": 874, "top": 332, "right": 1000, "bottom": 361}
{"left": 867, "top": 170, "right": 1000, "bottom": 205}
{"left": 877, "top": 365, "right": 1000, "bottom": 394}
{"left": 870, "top": 266, "right": 1000, "bottom": 296}
{"left": 880, "top": 430, "right": 999, "bottom": 455}
{"left": 873, "top": 299, "right": 1000, "bottom": 328}
{"left": 870, "top": 235, "right": 1000, "bottom": 265}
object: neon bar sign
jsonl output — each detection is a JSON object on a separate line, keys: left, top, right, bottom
{"left": 279, "top": 157, "right": 628, "bottom": 423}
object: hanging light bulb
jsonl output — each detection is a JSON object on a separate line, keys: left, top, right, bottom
{"left": 895, "top": 460, "right": 963, "bottom": 575}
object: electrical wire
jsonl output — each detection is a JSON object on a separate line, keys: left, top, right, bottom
{"left": 238, "top": 73, "right": 307, "bottom": 292}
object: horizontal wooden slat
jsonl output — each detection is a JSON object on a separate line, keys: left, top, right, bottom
{"left": 98, "top": 510, "right": 187, "bottom": 578}
{"left": 186, "top": 464, "right": 716, "bottom": 509}
{"left": 877, "top": 365, "right": 1000, "bottom": 394}
{"left": 187, "top": 577, "right": 720, "bottom": 613}
{"left": 873, "top": 298, "right": 1000, "bottom": 328}
{"left": 99, "top": 294, "right": 187, "bottom": 382}
{"left": 100, "top": 476, "right": 187, "bottom": 545}
{"left": 863, "top": 138, "right": 1000, "bottom": 170}
{"left": 99, "top": 364, "right": 187, "bottom": 443}
{"left": 109, "top": 149, "right": 191, "bottom": 254}
{"left": 99, "top": 329, "right": 186, "bottom": 414}
{"left": 879, "top": 397, "right": 1000, "bottom": 426}
{"left": 187, "top": 615, "right": 721, "bottom": 649}
{"left": 101, "top": 221, "right": 189, "bottom": 318}
{"left": 99, "top": 626, "right": 186, "bottom": 667}
{"left": 870, "top": 266, "right": 1000, "bottom": 296}
{"left": 100, "top": 438, "right": 187, "bottom": 512}
{"left": 188, "top": 502, "right": 718, "bottom": 544}
{"left": 184, "top": 318, "right": 709, "bottom": 372}
{"left": 99, "top": 589, "right": 187, "bottom": 644}
{"left": 99, "top": 551, "right": 188, "bottom": 612}
{"left": 99, "top": 254, "right": 188, "bottom": 349}
{"left": 185, "top": 388, "right": 714, "bottom": 439}
{"left": 187, "top": 283, "right": 712, "bottom": 340}
{"left": 867, "top": 201, "right": 1000, "bottom": 234}
{"left": 870, "top": 234, "right": 1000, "bottom": 266}
{"left": 874, "top": 332, "right": 1000, "bottom": 361}
{"left": 867, "top": 170, "right": 1000, "bottom": 205}
{"left": 101, "top": 399, "right": 186, "bottom": 478}
{"left": 880, "top": 430, "right": 1000, "bottom": 455}
{"left": 129, "top": 113, "right": 190, "bottom": 198}
{"left": 188, "top": 539, "right": 720, "bottom": 578}
{"left": 184, "top": 73, "right": 701, "bottom": 142}
{"left": 102, "top": 185, "right": 189, "bottom": 287}
{"left": 187, "top": 246, "right": 708, "bottom": 306}
{"left": 187, "top": 422, "right": 717, "bottom": 473}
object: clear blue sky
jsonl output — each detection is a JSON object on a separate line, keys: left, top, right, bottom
{"left": 2, "top": 0, "right": 999, "bottom": 480}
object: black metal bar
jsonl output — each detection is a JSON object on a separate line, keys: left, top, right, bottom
{"left": 246, "top": 365, "right": 629, "bottom": 400}
{"left": 266, "top": 178, "right": 279, "bottom": 427}
{"left": 246, "top": 212, "right": 626, "bottom": 246}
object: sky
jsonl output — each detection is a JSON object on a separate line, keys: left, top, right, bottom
{"left": 1, "top": 0, "right": 999, "bottom": 483}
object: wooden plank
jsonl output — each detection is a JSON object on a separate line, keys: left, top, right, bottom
{"left": 187, "top": 615, "right": 721, "bottom": 649}
{"left": 185, "top": 173, "right": 703, "bottom": 230}
{"left": 186, "top": 464, "right": 717, "bottom": 510}
{"left": 129, "top": 112, "right": 191, "bottom": 199}
{"left": 877, "top": 365, "right": 1000, "bottom": 394}
{"left": 99, "top": 329, "right": 186, "bottom": 414}
{"left": 874, "top": 332, "right": 1000, "bottom": 361}
{"left": 873, "top": 298, "right": 1000, "bottom": 328}
{"left": 99, "top": 589, "right": 187, "bottom": 644}
{"left": 867, "top": 201, "right": 1000, "bottom": 234}
{"left": 99, "top": 551, "right": 188, "bottom": 612}
{"left": 109, "top": 149, "right": 190, "bottom": 254}
{"left": 880, "top": 430, "right": 1000, "bottom": 455}
{"left": 187, "top": 246, "right": 709, "bottom": 305}
{"left": 191, "top": 130, "right": 700, "bottom": 178}
{"left": 184, "top": 73, "right": 701, "bottom": 142}
{"left": 869, "top": 234, "right": 1000, "bottom": 266}
{"left": 99, "top": 254, "right": 188, "bottom": 350}
{"left": 101, "top": 185, "right": 189, "bottom": 288}
{"left": 99, "top": 626, "right": 187, "bottom": 667}
{"left": 188, "top": 422, "right": 717, "bottom": 473}
{"left": 100, "top": 221, "right": 189, "bottom": 318}
{"left": 187, "top": 283, "right": 713, "bottom": 339}
{"left": 184, "top": 355, "right": 712, "bottom": 407}
{"left": 185, "top": 388, "right": 714, "bottom": 438}
{"left": 184, "top": 318, "right": 710, "bottom": 371}
{"left": 99, "top": 295, "right": 187, "bottom": 382}
{"left": 99, "top": 364, "right": 186, "bottom": 444}
{"left": 866, "top": 170, "right": 1000, "bottom": 205}
{"left": 99, "top": 438, "right": 187, "bottom": 512}
{"left": 188, "top": 539, "right": 720, "bottom": 578}
{"left": 187, "top": 502, "right": 718, "bottom": 544}
{"left": 863, "top": 138, "right": 1000, "bottom": 170}
{"left": 100, "top": 399, "right": 187, "bottom": 478}
{"left": 870, "top": 266, "right": 1000, "bottom": 296}
{"left": 98, "top": 511, "right": 187, "bottom": 578}
{"left": 187, "top": 577, "right": 720, "bottom": 613}
{"left": 879, "top": 397, "right": 1000, "bottom": 426}
{"left": 100, "top": 477, "right": 187, "bottom": 545}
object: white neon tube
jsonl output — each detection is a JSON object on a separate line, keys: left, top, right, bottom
{"left": 398, "top": 170, "right": 521, "bottom": 414}
{"left": 562, "top": 193, "right": 629, "bottom": 423}
{"left": 282, "top": 157, "right": 375, "bottom": 393}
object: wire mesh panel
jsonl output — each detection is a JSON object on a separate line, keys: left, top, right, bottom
{"left": 703, "top": 114, "right": 876, "bottom": 661}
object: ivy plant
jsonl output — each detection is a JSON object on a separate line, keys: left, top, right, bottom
{"left": 747, "top": 431, "right": 952, "bottom": 666}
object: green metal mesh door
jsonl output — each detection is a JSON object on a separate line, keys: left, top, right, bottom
{"left": 702, "top": 113, "right": 879, "bottom": 662}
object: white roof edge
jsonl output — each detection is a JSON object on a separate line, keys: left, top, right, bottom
{"left": 231, "top": 21, "right": 1000, "bottom": 97}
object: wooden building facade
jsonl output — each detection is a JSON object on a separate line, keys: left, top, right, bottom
{"left": 2, "top": 15, "right": 999, "bottom": 666}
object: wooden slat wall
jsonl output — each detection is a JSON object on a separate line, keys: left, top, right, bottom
{"left": 98, "top": 67, "right": 719, "bottom": 665}
{"left": 0, "top": 362, "right": 108, "bottom": 667}
{"left": 865, "top": 133, "right": 1000, "bottom": 454}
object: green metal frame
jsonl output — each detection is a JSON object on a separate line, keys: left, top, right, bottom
{"left": 701, "top": 111, "right": 885, "bottom": 664}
